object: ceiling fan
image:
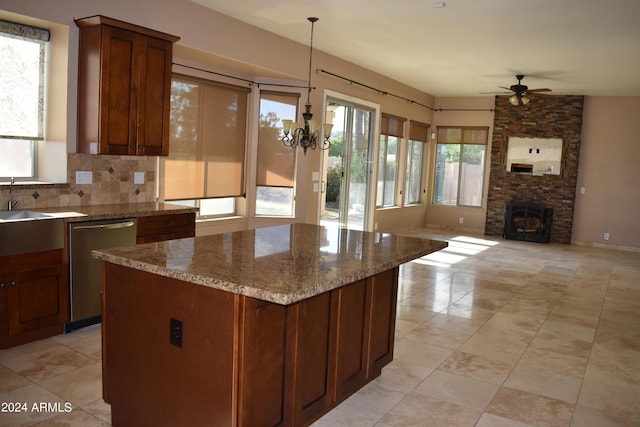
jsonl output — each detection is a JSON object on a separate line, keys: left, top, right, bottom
{"left": 498, "top": 74, "right": 552, "bottom": 105}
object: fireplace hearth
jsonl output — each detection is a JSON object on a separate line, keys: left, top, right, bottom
{"left": 504, "top": 201, "right": 553, "bottom": 243}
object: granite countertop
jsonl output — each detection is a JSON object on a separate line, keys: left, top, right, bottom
{"left": 93, "top": 223, "right": 448, "bottom": 305}
{"left": 30, "top": 202, "right": 198, "bottom": 222}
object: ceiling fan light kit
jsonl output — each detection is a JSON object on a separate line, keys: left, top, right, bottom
{"left": 500, "top": 74, "right": 551, "bottom": 106}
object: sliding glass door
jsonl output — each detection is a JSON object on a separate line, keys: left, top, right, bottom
{"left": 321, "top": 99, "right": 374, "bottom": 230}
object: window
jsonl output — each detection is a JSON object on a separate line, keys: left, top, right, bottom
{"left": 433, "top": 127, "right": 488, "bottom": 207}
{"left": 255, "top": 91, "right": 299, "bottom": 216}
{"left": 377, "top": 114, "right": 405, "bottom": 207}
{"left": 0, "top": 20, "right": 49, "bottom": 179}
{"left": 163, "top": 74, "right": 250, "bottom": 218}
{"left": 405, "top": 121, "right": 429, "bottom": 205}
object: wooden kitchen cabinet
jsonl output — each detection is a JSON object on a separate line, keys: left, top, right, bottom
{"left": 103, "top": 264, "right": 400, "bottom": 426}
{"left": 136, "top": 212, "right": 196, "bottom": 244}
{"left": 236, "top": 267, "right": 399, "bottom": 426}
{"left": 75, "top": 15, "right": 179, "bottom": 156}
{"left": 0, "top": 249, "right": 69, "bottom": 349}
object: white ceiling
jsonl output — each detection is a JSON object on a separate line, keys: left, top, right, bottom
{"left": 190, "top": 0, "right": 640, "bottom": 97}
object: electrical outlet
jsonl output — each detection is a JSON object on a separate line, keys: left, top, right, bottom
{"left": 459, "top": 217, "right": 464, "bottom": 224}
{"left": 169, "top": 318, "right": 183, "bottom": 348}
{"left": 134, "top": 171, "right": 145, "bottom": 184}
{"left": 76, "top": 171, "right": 92, "bottom": 185}
{"left": 604, "top": 232, "right": 610, "bottom": 241}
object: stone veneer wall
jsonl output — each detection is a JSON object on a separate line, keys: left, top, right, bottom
{"left": 0, "top": 153, "right": 157, "bottom": 209}
{"left": 485, "top": 95, "right": 584, "bottom": 244}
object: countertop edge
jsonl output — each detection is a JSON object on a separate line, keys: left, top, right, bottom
{"left": 93, "top": 241, "right": 448, "bottom": 305}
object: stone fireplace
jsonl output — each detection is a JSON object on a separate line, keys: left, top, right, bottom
{"left": 485, "top": 95, "right": 584, "bottom": 244}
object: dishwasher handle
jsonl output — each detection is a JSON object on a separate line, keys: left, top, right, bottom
{"left": 72, "top": 221, "right": 136, "bottom": 231}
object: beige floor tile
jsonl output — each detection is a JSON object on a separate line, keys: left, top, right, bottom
{"left": 405, "top": 323, "right": 472, "bottom": 350}
{"left": 504, "top": 365, "right": 582, "bottom": 403}
{"left": 475, "top": 413, "right": 534, "bottom": 427}
{"left": 381, "top": 392, "right": 482, "bottom": 427}
{"left": 372, "top": 358, "right": 433, "bottom": 393}
{"left": 578, "top": 379, "right": 640, "bottom": 416}
{"left": 393, "top": 337, "right": 454, "bottom": 369}
{"left": 529, "top": 331, "right": 593, "bottom": 359}
{"left": 36, "top": 359, "right": 103, "bottom": 407}
{"left": 485, "top": 387, "right": 575, "bottom": 426}
{"left": 0, "top": 384, "right": 69, "bottom": 426}
{"left": 414, "top": 369, "right": 500, "bottom": 410}
{"left": 32, "top": 408, "right": 110, "bottom": 426}
{"left": 571, "top": 405, "right": 640, "bottom": 427}
{"left": 0, "top": 364, "right": 32, "bottom": 394}
{"left": 439, "top": 351, "right": 515, "bottom": 385}
{"left": 0, "top": 341, "right": 94, "bottom": 383}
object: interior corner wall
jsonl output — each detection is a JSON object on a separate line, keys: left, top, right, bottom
{"left": 484, "top": 95, "right": 584, "bottom": 244}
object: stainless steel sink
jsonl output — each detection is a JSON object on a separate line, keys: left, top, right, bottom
{"left": 0, "top": 211, "right": 64, "bottom": 256}
{"left": 0, "top": 210, "right": 55, "bottom": 222}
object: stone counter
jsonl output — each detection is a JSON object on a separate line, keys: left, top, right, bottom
{"left": 31, "top": 201, "right": 198, "bottom": 222}
{"left": 94, "top": 223, "right": 447, "bottom": 305}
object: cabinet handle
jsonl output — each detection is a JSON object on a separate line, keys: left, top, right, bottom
{"left": 0, "top": 283, "right": 5, "bottom": 288}
{"left": 9, "top": 281, "right": 17, "bottom": 287}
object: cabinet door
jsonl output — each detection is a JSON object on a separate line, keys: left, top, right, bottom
{"left": 367, "top": 268, "right": 398, "bottom": 378}
{"left": 292, "top": 292, "right": 336, "bottom": 425}
{"left": 334, "top": 279, "right": 369, "bottom": 401}
{"left": 237, "top": 298, "right": 292, "bottom": 427}
{"left": 100, "top": 25, "right": 138, "bottom": 155}
{"left": 136, "top": 35, "right": 172, "bottom": 156}
{"left": 7, "top": 264, "right": 68, "bottom": 336}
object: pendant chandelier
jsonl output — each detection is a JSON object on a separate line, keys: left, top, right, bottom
{"left": 281, "top": 17, "right": 333, "bottom": 155}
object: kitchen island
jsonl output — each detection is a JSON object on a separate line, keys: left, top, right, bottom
{"left": 94, "top": 223, "right": 447, "bottom": 427}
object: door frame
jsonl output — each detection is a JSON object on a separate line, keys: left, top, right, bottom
{"left": 318, "top": 90, "right": 380, "bottom": 231}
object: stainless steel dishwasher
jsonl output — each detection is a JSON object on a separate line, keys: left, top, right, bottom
{"left": 66, "top": 218, "right": 137, "bottom": 332}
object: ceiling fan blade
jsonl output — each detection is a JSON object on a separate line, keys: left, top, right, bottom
{"left": 498, "top": 86, "right": 514, "bottom": 91}
{"left": 480, "top": 91, "right": 512, "bottom": 95}
{"left": 527, "top": 88, "right": 552, "bottom": 93}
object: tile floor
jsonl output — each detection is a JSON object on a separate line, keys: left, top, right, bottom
{"left": 1, "top": 230, "right": 639, "bottom": 426}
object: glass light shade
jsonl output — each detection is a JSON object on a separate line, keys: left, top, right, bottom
{"left": 308, "top": 119, "right": 319, "bottom": 133}
{"left": 291, "top": 122, "right": 299, "bottom": 131}
{"left": 509, "top": 95, "right": 519, "bottom": 106}
{"left": 521, "top": 96, "right": 530, "bottom": 105}
{"left": 323, "top": 122, "right": 333, "bottom": 137}
{"left": 282, "top": 119, "right": 292, "bottom": 134}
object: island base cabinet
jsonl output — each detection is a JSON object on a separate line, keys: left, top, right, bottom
{"left": 102, "top": 264, "right": 236, "bottom": 427}
{"left": 237, "top": 269, "right": 398, "bottom": 427}
{"left": 102, "top": 264, "right": 398, "bottom": 427}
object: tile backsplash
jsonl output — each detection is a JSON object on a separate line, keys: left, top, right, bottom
{"left": 1, "top": 153, "right": 157, "bottom": 209}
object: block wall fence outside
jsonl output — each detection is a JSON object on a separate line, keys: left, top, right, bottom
{"left": 485, "top": 95, "right": 584, "bottom": 244}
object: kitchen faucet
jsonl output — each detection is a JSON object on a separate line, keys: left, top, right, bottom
{"left": 7, "top": 177, "right": 19, "bottom": 211}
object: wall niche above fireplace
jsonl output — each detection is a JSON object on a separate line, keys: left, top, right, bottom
{"left": 506, "top": 137, "right": 562, "bottom": 175}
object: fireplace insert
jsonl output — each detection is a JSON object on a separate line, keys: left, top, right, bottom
{"left": 504, "top": 201, "right": 553, "bottom": 243}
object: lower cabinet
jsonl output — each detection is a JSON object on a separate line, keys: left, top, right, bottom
{"left": 136, "top": 212, "right": 195, "bottom": 244}
{"left": 237, "top": 267, "right": 399, "bottom": 426}
{"left": 0, "top": 249, "right": 69, "bottom": 349}
{"left": 101, "top": 264, "right": 399, "bottom": 426}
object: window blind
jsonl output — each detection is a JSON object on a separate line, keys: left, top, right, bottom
{"left": 381, "top": 113, "right": 406, "bottom": 138}
{"left": 164, "top": 74, "right": 250, "bottom": 200}
{"left": 0, "top": 20, "right": 49, "bottom": 140}
{"left": 409, "top": 121, "right": 430, "bottom": 142}
{"left": 256, "top": 91, "right": 299, "bottom": 188}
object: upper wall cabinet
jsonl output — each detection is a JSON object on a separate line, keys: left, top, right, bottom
{"left": 75, "top": 16, "right": 180, "bottom": 156}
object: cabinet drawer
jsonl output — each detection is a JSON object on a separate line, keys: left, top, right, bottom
{"left": 136, "top": 213, "right": 195, "bottom": 244}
